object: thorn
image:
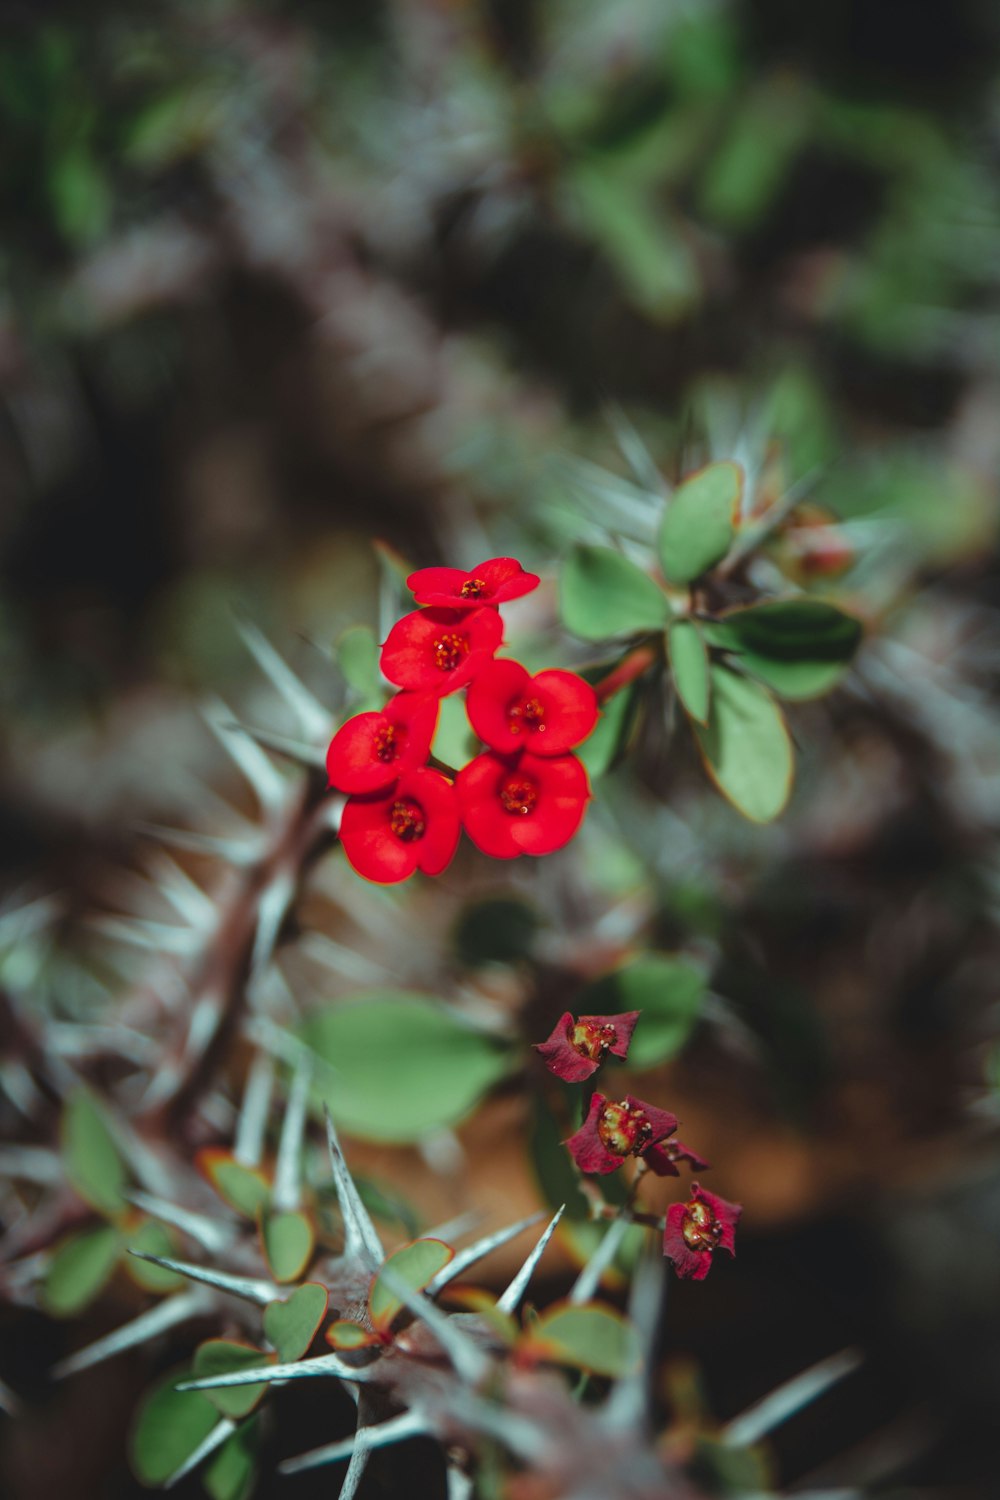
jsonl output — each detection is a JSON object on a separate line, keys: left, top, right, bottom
{"left": 224, "top": 721, "right": 326, "bottom": 771}
{"left": 569, "top": 1216, "right": 631, "bottom": 1306}
{"left": 165, "top": 1418, "right": 236, "bottom": 1489}
{"left": 203, "top": 698, "right": 287, "bottom": 814}
{"left": 126, "top": 1192, "right": 234, "bottom": 1255}
{"left": 371, "top": 1262, "right": 490, "bottom": 1385}
{"left": 233, "top": 618, "right": 331, "bottom": 740}
{"left": 177, "top": 1352, "right": 377, "bottom": 1392}
{"left": 144, "top": 852, "right": 217, "bottom": 928}
{"left": 125, "top": 1251, "right": 277, "bottom": 1306}
{"left": 250, "top": 871, "right": 296, "bottom": 980}
{"left": 279, "top": 1411, "right": 428, "bottom": 1475}
{"left": 426, "top": 1212, "right": 545, "bottom": 1297}
{"left": 497, "top": 1205, "right": 565, "bottom": 1314}
{"left": 721, "top": 1348, "right": 863, "bottom": 1448}
{"left": 272, "top": 1057, "right": 311, "bottom": 1213}
{"left": 134, "top": 822, "right": 251, "bottom": 862}
{"left": 233, "top": 1051, "right": 275, "bottom": 1169}
{"left": 53, "top": 1291, "right": 211, "bottom": 1379}
{"left": 602, "top": 1247, "right": 665, "bottom": 1432}
{"left": 420, "top": 1386, "right": 549, "bottom": 1465}
{"left": 88, "top": 916, "right": 201, "bottom": 955}
{"left": 299, "top": 931, "right": 391, "bottom": 985}
{"left": 324, "top": 1109, "right": 384, "bottom": 1269}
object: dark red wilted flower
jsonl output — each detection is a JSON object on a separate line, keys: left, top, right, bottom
{"left": 645, "top": 1139, "right": 711, "bottom": 1177}
{"left": 456, "top": 751, "right": 590, "bottom": 859}
{"left": 339, "top": 767, "right": 460, "bottom": 884}
{"left": 407, "top": 557, "right": 540, "bottom": 609}
{"left": 326, "top": 692, "right": 439, "bottom": 794}
{"left": 565, "top": 1092, "right": 678, "bottom": 1176}
{"left": 663, "top": 1183, "right": 741, "bottom": 1280}
{"left": 535, "top": 1010, "right": 640, "bottom": 1083}
{"left": 467, "top": 660, "right": 598, "bottom": 757}
{"left": 381, "top": 607, "right": 503, "bottom": 696}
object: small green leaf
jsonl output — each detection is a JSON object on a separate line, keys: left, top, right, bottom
{"left": 578, "top": 955, "right": 706, "bottom": 1068}
{"left": 704, "top": 598, "right": 863, "bottom": 700}
{"left": 196, "top": 1151, "right": 271, "bottom": 1219}
{"left": 61, "top": 1087, "right": 128, "bottom": 1216}
{"left": 337, "top": 624, "right": 379, "bottom": 696}
{"left": 192, "top": 1341, "right": 271, "bottom": 1420}
{"left": 668, "top": 618, "right": 710, "bottom": 723}
{"left": 523, "top": 1300, "right": 640, "bottom": 1378}
{"left": 560, "top": 546, "right": 668, "bottom": 641}
{"left": 658, "top": 462, "right": 741, "bottom": 584}
{"left": 432, "top": 693, "right": 477, "bottom": 769}
{"left": 263, "top": 1282, "right": 329, "bottom": 1363}
{"left": 528, "top": 1092, "right": 591, "bottom": 1224}
{"left": 204, "top": 1418, "right": 260, "bottom": 1500}
{"left": 693, "top": 665, "right": 793, "bottom": 822}
{"left": 369, "top": 1239, "right": 454, "bottom": 1334}
{"left": 442, "top": 1287, "right": 518, "bottom": 1344}
{"left": 129, "top": 1367, "right": 219, "bottom": 1486}
{"left": 259, "top": 1210, "right": 314, "bottom": 1284}
{"left": 43, "top": 1225, "right": 121, "bottom": 1317}
{"left": 576, "top": 676, "right": 643, "bottom": 779}
{"left": 300, "top": 993, "right": 514, "bottom": 1144}
{"left": 325, "top": 1320, "right": 380, "bottom": 1350}
{"left": 124, "top": 1219, "right": 185, "bottom": 1293}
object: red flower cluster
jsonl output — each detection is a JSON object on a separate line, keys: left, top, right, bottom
{"left": 327, "top": 558, "right": 599, "bottom": 883}
{"left": 535, "top": 1005, "right": 741, "bottom": 1278}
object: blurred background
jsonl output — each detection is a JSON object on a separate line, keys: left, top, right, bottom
{"left": 2, "top": 1, "right": 1000, "bottom": 1496}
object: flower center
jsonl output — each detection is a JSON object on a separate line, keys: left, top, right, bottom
{"left": 433, "top": 633, "right": 469, "bottom": 672}
{"left": 597, "top": 1100, "right": 653, "bottom": 1157}
{"left": 388, "top": 798, "right": 426, "bottom": 842}
{"left": 507, "top": 695, "right": 546, "bottom": 735}
{"left": 569, "top": 1019, "right": 617, "bottom": 1062}
{"left": 460, "top": 577, "right": 489, "bottom": 599}
{"left": 500, "top": 778, "right": 538, "bottom": 816}
{"left": 681, "top": 1199, "right": 722, "bottom": 1251}
{"left": 373, "top": 724, "right": 400, "bottom": 763}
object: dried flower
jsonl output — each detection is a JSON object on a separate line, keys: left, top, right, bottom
{"left": 467, "top": 660, "right": 598, "bottom": 757}
{"left": 534, "top": 1010, "right": 640, "bottom": 1083}
{"left": 663, "top": 1183, "right": 741, "bottom": 1280}
{"left": 407, "top": 557, "right": 540, "bottom": 609}
{"left": 565, "top": 1092, "right": 678, "bottom": 1176}
{"left": 456, "top": 751, "right": 590, "bottom": 859}
{"left": 339, "top": 767, "right": 460, "bottom": 883}
{"left": 326, "top": 692, "right": 439, "bottom": 794}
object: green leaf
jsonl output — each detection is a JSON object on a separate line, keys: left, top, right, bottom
{"left": 523, "top": 1300, "right": 640, "bottom": 1378}
{"left": 452, "top": 897, "right": 541, "bottom": 967}
{"left": 300, "top": 993, "right": 514, "bottom": 1144}
{"left": 578, "top": 955, "right": 706, "bottom": 1069}
{"left": 557, "top": 1220, "right": 646, "bottom": 1285}
{"left": 668, "top": 618, "right": 710, "bottom": 723}
{"left": 43, "top": 1225, "right": 121, "bottom": 1317}
{"left": 61, "top": 1087, "right": 128, "bottom": 1216}
{"left": 368, "top": 1239, "right": 454, "bottom": 1334}
{"left": 204, "top": 1418, "right": 260, "bottom": 1500}
{"left": 325, "top": 1320, "right": 380, "bottom": 1350}
{"left": 560, "top": 546, "right": 668, "bottom": 641}
{"left": 528, "top": 1091, "right": 590, "bottom": 1224}
{"left": 693, "top": 665, "right": 793, "bottom": 822}
{"left": 192, "top": 1341, "right": 271, "bottom": 1420}
{"left": 441, "top": 1287, "right": 517, "bottom": 1344}
{"left": 129, "top": 1367, "right": 219, "bottom": 1487}
{"left": 431, "top": 693, "right": 477, "bottom": 769}
{"left": 337, "top": 624, "right": 379, "bottom": 696}
{"left": 196, "top": 1151, "right": 271, "bottom": 1219}
{"left": 259, "top": 1210, "right": 314, "bottom": 1284}
{"left": 576, "top": 676, "right": 643, "bottom": 779}
{"left": 658, "top": 462, "right": 741, "bottom": 584}
{"left": 263, "top": 1283, "right": 329, "bottom": 1363}
{"left": 703, "top": 598, "right": 863, "bottom": 700}
{"left": 124, "top": 1219, "right": 185, "bottom": 1294}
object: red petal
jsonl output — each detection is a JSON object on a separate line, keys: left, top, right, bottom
{"left": 580, "top": 1009, "right": 640, "bottom": 1061}
{"left": 622, "top": 1094, "right": 679, "bottom": 1147}
{"left": 326, "top": 692, "right": 439, "bottom": 794}
{"left": 339, "top": 793, "right": 420, "bottom": 883}
{"left": 564, "top": 1093, "right": 625, "bottom": 1175}
{"left": 456, "top": 753, "right": 523, "bottom": 859}
{"left": 690, "top": 1182, "right": 741, "bottom": 1255}
{"left": 663, "top": 1203, "right": 712, "bottom": 1279}
{"left": 526, "top": 670, "right": 599, "bottom": 755}
{"left": 399, "top": 767, "right": 461, "bottom": 877}
{"left": 466, "top": 659, "right": 532, "bottom": 754}
{"left": 534, "top": 1013, "right": 600, "bottom": 1083}
{"left": 507, "top": 754, "right": 590, "bottom": 856}
{"left": 408, "top": 558, "right": 540, "bottom": 608}
{"left": 643, "top": 1145, "right": 681, "bottom": 1177}
{"left": 380, "top": 608, "right": 503, "bottom": 694}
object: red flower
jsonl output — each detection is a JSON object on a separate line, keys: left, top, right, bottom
{"left": 326, "top": 692, "right": 439, "bottom": 794}
{"left": 534, "top": 1010, "right": 640, "bottom": 1083}
{"left": 407, "top": 558, "right": 540, "bottom": 609}
{"left": 466, "top": 660, "right": 598, "bottom": 757}
{"left": 565, "top": 1093, "right": 678, "bottom": 1176}
{"left": 339, "top": 767, "right": 460, "bottom": 884}
{"left": 663, "top": 1183, "right": 741, "bottom": 1280}
{"left": 381, "top": 607, "right": 503, "bottom": 696}
{"left": 456, "top": 751, "right": 590, "bottom": 860}
{"left": 643, "top": 1139, "right": 711, "bottom": 1177}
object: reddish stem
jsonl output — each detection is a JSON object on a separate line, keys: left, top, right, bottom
{"left": 593, "top": 644, "right": 658, "bottom": 704}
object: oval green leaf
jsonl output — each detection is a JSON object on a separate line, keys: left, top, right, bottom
{"left": 658, "top": 462, "right": 741, "bottom": 584}
{"left": 263, "top": 1282, "right": 329, "bottom": 1364}
{"left": 441, "top": 1287, "right": 518, "bottom": 1344}
{"left": 204, "top": 1418, "right": 259, "bottom": 1500}
{"left": 578, "top": 954, "right": 706, "bottom": 1069}
{"left": 43, "top": 1224, "right": 121, "bottom": 1317}
{"left": 369, "top": 1239, "right": 454, "bottom": 1334}
{"left": 523, "top": 1300, "right": 640, "bottom": 1378}
{"left": 560, "top": 546, "right": 668, "bottom": 641}
{"left": 693, "top": 665, "right": 793, "bottom": 823}
{"left": 576, "top": 676, "right": 643, "bottom": 778}
{"left": 668, "top": 618, "right": 710, "bottom": 723}
{"left": 130, "top": 1367, "right": 219, "bottom": 1487}
{"left": 192, "top": 1340, "right": 271, "bottom": 1420}
{"left": 300, "top": 993, "right": 514, "bottom": 1144}
{"left": 325, "top": 1319, "right": 381, "bottom": 1350}
{"left": 124, "top": 1219, "right": 185, "bottom": 1294}
{"left": 704, "top": 598, "right": 863, "bottom": 700}
{"left": 196, "top": 1150, "right": 271, "bottom": 1220}
{"left": 61, "top": 1087, "right": 128, "bottom": 1216}
{"left": 259, "top": 1209, "right": 314, "bottom": 1284}
{"left": 336, "top": 624, "right": 379, "bottom": 696}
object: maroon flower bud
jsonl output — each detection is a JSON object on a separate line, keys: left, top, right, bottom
{"left": 565, "top": 1092, "right": 678, "bottom": 1176}
{"left": 663, "top": 1182, "right": 741, "bottom": 1280}
{"left": 534, "top": 1011, "right": 640, "bottom": 1083}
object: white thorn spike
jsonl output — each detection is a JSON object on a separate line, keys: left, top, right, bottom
{"left": 234, "top": 618, "right": 331, "bottom": 740}
{"left": 721, "top": 1348, "right": 863, "bottom": 1449}
{"left": 374, "top": 1263, "right": 490, "bottom": 1385}
{"left": 272, "top": 1057, "right": 311, "bottom": 1212}
{"left": 225, "top": 721, "right": 326, "bottom": 769}
{"left": 426, "top": 1212, "right": 545, "bottom": 1296}
{"left": 146, "top": 852, "right": 216, "bottom": 927}
{"left": 126, "top": 1250, "right": 277, "bottom": 1306}
{"left": 325, "top": 1109, "right": 384, "bottom": 1268}
{"left": 53, "top": 1290, "right": 211, "bottom": 1379}
{"left": 422, "top": 1387, "right": 549, "bottom": 1465}
{"left": 177, "top": 1352, "right": 377, "bottom": 1392}
{"left": 134, "top": 821, "right": 251, "bottom": 864}
{"left": 125, "top": 1190, "right": 230, "bottom": 1261}
{"left": 569, "top": 1215, "right": 631, "bottom": 1306}
{"left": 250, "top": 871, "right": 295, "bottom": 980}
{"left": 165, "top": 1418, "right": 236, "bottom": 1489}
{"left": 279, "top": 1411, "right": 428, "bottom": 1475}
{"left": 603, "top": 1248, "right": 664, "bottom": 1432}
{"left": 203, "top": 699, "right": 287, "bottom": 813}
{"left": 233, "top": 1051, "right": 275, "bottom": 1168}
{"left": 497, "top": 1205, "right": 565, "bottom": 1314}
